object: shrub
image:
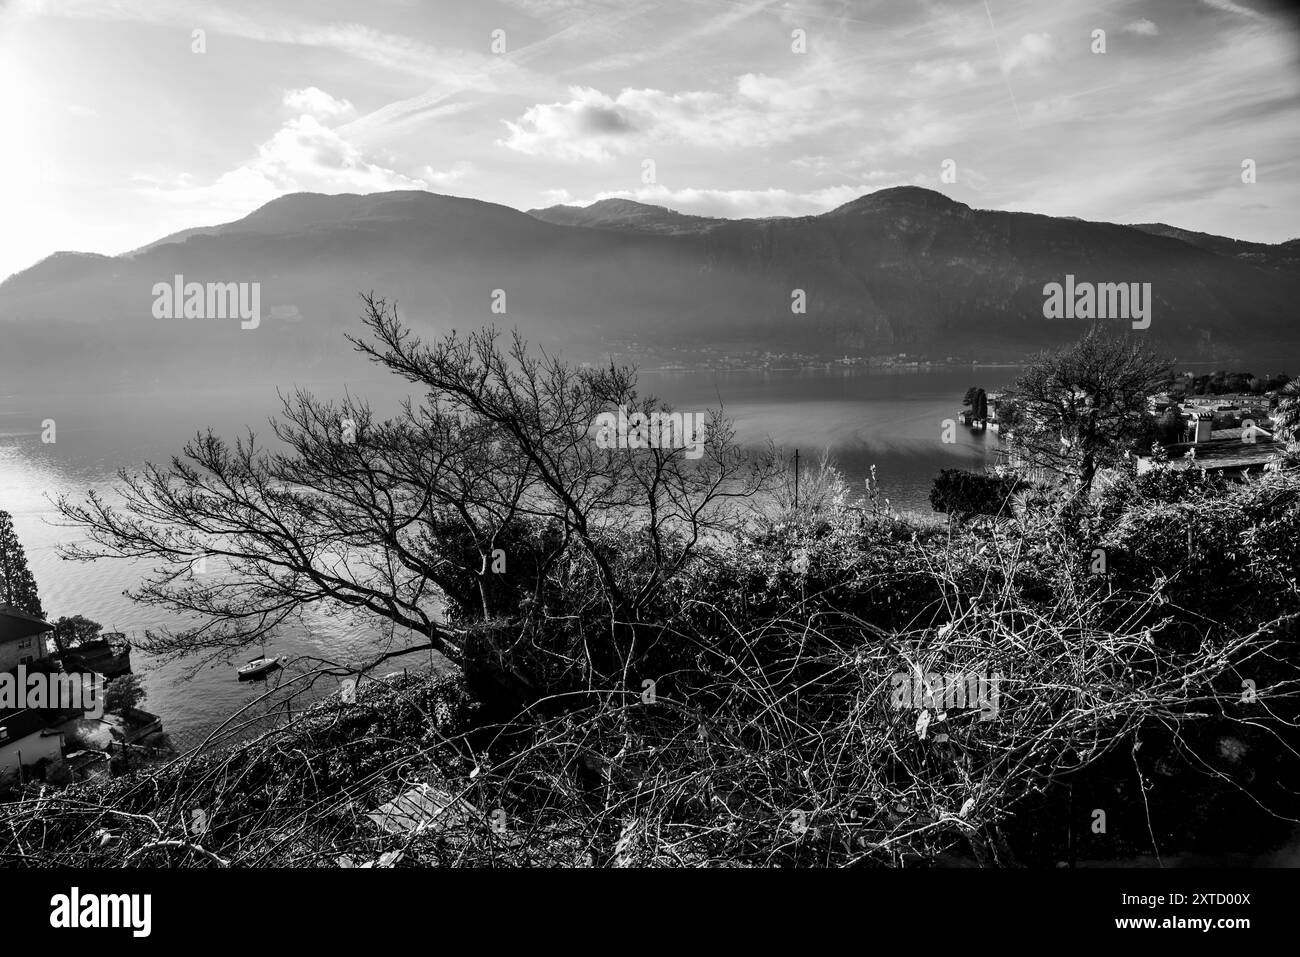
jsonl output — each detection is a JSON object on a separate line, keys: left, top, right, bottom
{"left": 929, "top": 469, "right": 1023, "bottom": 521}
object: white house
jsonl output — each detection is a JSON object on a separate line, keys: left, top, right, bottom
{"left": 0, "top": 605, "right": 51, "bottom": 671}
{"left": 0, "top": 607, "right": 65, "bottom": 775}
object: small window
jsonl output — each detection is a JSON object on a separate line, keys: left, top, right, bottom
{"left": 17, "top": 638, "right": 30, "bottom": 649}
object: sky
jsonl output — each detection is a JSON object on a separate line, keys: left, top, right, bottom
{"left": 1, "top": 0, "right": 1298, "bottom": 281}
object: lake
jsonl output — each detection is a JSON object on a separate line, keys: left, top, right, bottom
{"left": 0, "top": 366, "right": 1014, "bottom": 737}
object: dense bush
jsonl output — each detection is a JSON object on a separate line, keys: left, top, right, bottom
{"left": 929, "top": 468, "right": 1024, "bottom": 521}
{"left": 7, "top": 462, "right": 1299, "bottom": 867}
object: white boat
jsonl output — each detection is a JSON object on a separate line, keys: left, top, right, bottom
{"left": 237, "top": 655, "right": 284, "bottom": 681}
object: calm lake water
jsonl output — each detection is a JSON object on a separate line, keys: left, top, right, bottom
{"left": 0, "top": 367, "right": 1013, "bottom": 736}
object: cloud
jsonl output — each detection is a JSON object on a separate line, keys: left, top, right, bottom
{"left": 420, "top": 161, "right": 474, "bottom": 189}
{"left": 1000, "top": 32, "right": 1056, "bottom": 75}
{"left": 874, "top": 104, "right": 962, "bottom": 156}
{"left": 10, "top": 0, "right": 500, "bottom": 81}
{"left": 791, "top": 154, "right": 835, "bottom": 174}
{"left": 134, "top": 115, "right": 431, "bottom": 216}
{"left": 908, "top": 60, "right": 977, "bottom": 87}
{"left": 1122, "top": 19, "right": 1160, "bottom": 36}
{"left": 538, "top": 187, "right": 574, "bottom": 205}
{"left": 500, "top": 87, "right": 638, "bottom": 161}
{"left": 576, "top": 0, "right": 775, "bottom": 73}
{"left": 500, "top": 0, "right": 644, "bottom": 27}
{"left": 249, "top": 115, "right": 421, "bottom": 189}
{"left": 337, "top": 2, "right": 658, "bottom": 143}
{"left": 500, "top": 75, "right": 848, "bottom": 162}
{"left": 1199, "top": 0, "right": 1267, "bottom": 21}
{"left": 283, "top": 87, "right": 356, "bottom": 122}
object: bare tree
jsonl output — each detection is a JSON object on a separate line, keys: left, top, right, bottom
{"left": 1004, "top": 329, "right": 1172, "bottom": 495}
{"left": 55, "top": 295, "right": 775, "bottom": 699}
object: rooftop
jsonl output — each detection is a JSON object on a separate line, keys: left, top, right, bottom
{"left": 0, "top": 707, "right": 68, "bottom": 742}
{"left": 0, "top": 606, "right": 53, "bottom": 645}
{"left": 1161, "top": 437, "right": 1287, "bottom": 470}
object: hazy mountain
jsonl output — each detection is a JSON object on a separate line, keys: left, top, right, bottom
{"left": 527, "top": 198, "right": 725, "bottom": 234}
{"left": 1130, "top": 222, "right": 1300, "bottom": 271}
{"left": 2, "top": 186, "right": 1297, "bottom": 390}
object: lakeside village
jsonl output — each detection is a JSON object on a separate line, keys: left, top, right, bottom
{"left": 0, "top": 367, "right": 1292, "bottom": 794}
{"left": 651, "top": 352, "right": 984, "bottom": 373}
{"left": 599, "top": 339, "right": 1010, "bottom": 372}
{"left": 965, "top": 368, "right": 1296, "bottom": 481}
{"left": 0, "top": 605, "right": 164, "bottom": 790}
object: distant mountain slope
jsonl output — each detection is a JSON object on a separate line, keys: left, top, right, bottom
{"left": 527, "top": 198, "right": 726, "bottom": 234}
{"left": 2, "top": 186, "right": 1297, "bottom": 389}
{"left": 1131, "top": 223, "right": 1300, "bottom": 271}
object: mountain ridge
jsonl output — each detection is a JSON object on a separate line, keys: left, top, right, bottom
{"left": 14, "top": 186, "right": 1297, "bottom": 274}
{"left": 2, "top": 185, "right": 1297, "bottom": 388}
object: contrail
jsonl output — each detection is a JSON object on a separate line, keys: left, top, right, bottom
{"left": 983, "top": 0, "right": 1023, "bottom": 129}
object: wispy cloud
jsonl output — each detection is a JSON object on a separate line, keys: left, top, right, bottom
{"left": 2, "top": 0, "right": 1297, "bottom": 282}
{"left": 1000, "top": 32, "right": 1056, "bottom": 74}
{"left": 501, "top": 73, "right": 854, "bottom": 162}
{"left": 1199, "top": 0, "right": 1268, "bottom": 21}
{"left": 133, "top": 115, "right": 430, "bottom": 215}
{"left": 284, "top": 87, "right": 355, "bottom": 122}
{"left": 1123, "top": 18, "right": 1159, "bottom": 36}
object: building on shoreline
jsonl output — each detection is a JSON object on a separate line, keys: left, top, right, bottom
{"left": 0, "top": 607, "right": 157, "bottom": 778}
{"left": 1136, "top": 410, "right": 1288, "bottom": 477}
{"left": 0, "top": 607, "right": 67, "bottom": 773}
{"left": 0, "top": 605, "right": 51, "bottom": 671}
